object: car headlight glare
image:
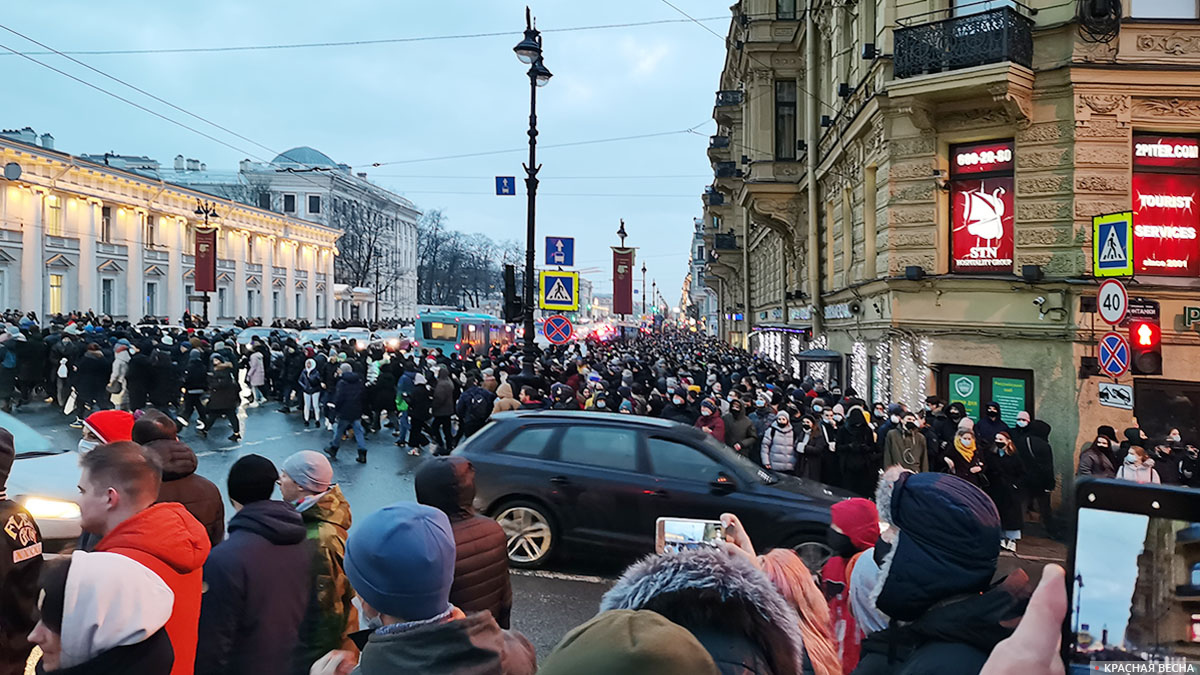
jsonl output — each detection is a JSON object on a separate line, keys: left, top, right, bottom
{"left": 23, "top": 497, "right": 81, "bottom": 520}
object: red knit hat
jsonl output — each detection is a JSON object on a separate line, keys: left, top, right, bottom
{"left": 83, "top": 410, "right": 135, "bottom": 444}
{"left": 831, "top": 497, "right": 881, "bottom": 552}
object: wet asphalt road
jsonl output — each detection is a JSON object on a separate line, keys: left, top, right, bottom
{"left": 16, "top": 400, "right": 616, "bottom": 659}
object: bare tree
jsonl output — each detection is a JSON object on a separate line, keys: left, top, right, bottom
{"left": 202, "top": 172, "right": 274, "bottom": 210}
{"left": 416, "top": 210, "right": 509, "bottom": 308}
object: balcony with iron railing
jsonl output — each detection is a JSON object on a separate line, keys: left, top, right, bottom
{"left": 708, "top": 135, "right": 732, "bottom": 162}
{"left": 894, "top": 3, "right": 1034, "bottom": 79}
{"left": 715, "top": 90, "right": 744, "bottom": 107}
{"left": 714, "top": 90, "right": 744, "bottom": 125}
{"left": 703, "top": 186, "right": 725, "bottom": 207}
{"left": 714, "top": 161, "right": 740, "bottom": 179}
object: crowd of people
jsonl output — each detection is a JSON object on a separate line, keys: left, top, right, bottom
{"left": 0, "top": 315, "right": 1175, "bottom": 674}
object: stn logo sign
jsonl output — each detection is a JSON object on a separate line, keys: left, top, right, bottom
{"left": 951, "top": 177, "right": 1015, "bottom": 273}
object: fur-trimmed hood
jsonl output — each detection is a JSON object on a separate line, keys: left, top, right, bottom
{"left": 601, "top": 548, "right": 804, "bottom": 675}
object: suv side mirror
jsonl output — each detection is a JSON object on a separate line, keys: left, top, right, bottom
{"left": 709, "top": 472, "right": 737, "bottom": 495}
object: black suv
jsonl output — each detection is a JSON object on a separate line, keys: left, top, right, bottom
{"left": 454, "top": 410, "right": 853, "bottom": 569}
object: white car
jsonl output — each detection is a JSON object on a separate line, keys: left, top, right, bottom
{"left": 2, "top": 411, "right": 82, "bottom": 553}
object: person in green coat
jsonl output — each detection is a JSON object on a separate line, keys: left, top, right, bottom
{"left": 883, "top": 411, "right": 929, "bottom": 473}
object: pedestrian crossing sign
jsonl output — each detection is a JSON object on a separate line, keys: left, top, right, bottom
{"left": 539, "top": 271, "right": 579, "bottom": 311}
{"left": 1093, "top": 211, "right": 1133, "bottom": 277}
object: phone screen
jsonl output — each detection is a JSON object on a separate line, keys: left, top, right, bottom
{"left": 655, "top": 518, "right": 724, "bottom": 554}
{"left": 1069, "top": 507, "right": 1200, "bottom": 664}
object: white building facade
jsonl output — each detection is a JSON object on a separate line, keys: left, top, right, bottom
{"left": 164, "top": 147, "right": 419, "bottom": 322}
{"left": 0, "top": 130, "right": 341, "bottom": 323}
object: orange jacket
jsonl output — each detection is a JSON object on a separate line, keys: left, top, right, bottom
{"left": 97, "top": 502, "right": 211, "bottom": 675}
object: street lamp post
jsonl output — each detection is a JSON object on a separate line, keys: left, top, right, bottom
{"left": 515, "top": 6, "right": 552, "bottom": 377}
{"left": 641, "top": 261, "right": 647, "bottom": 316}
{"left": 652, "top": 280, "right": 657, "bottom": 314}
{"left": 193, "top": 199, "right": 219, "bottom": 325}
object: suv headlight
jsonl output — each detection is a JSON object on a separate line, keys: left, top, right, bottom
{"left": 22, "top": 497, "right": 81, "bottom": 520}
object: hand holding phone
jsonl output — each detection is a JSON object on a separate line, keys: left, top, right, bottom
{"left": 655, "top": 517, "right": 725, "bottom": 554}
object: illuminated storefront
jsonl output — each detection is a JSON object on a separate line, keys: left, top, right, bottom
{"left": 1132, "top": 134, "right": 1200, "bottom": 276}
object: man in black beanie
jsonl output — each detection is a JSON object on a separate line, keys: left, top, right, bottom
{"left": 196, "top": 454, "right": 311, "bottom": 675}
{"left": 0, "top": 427, "right": 42, "bottom": 675}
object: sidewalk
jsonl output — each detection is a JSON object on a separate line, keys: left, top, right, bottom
{"left": 997, "top": 534, "right": 1068, "bottom": 582}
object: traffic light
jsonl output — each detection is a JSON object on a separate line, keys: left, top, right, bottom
{"left": 1129, "top": 319, "right": 1162, "bottom": 375}
{"left": 502, "top": 264, "right": 523, "bottom": 323}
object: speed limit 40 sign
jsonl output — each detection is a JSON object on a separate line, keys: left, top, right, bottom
{"left": 1097, "top": 279, "right": 1128, "bottom": 326}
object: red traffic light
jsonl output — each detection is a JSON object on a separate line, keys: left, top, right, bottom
{"left": 1132, "top": 321, "right": 1160, "bottom": 347}
{"left": 1128, "top": 320, "right": 1162, "bottom": 375}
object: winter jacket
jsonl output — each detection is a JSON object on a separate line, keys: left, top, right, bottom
{"left": 457, "top": 385, "right": 498, "bottom": 427}
{"left": 75, "top": 350, "right": 111, "bottom": 400}
{"left": 183, "top": 355, "right": 208, "bottom": 394}
{"left": 197, "top": 500, "right": 310, "bottom": 675}
{"left": 972, "top": 403, "right": 1010, "bottom": 453}
{"left": 822, "top": 498, "right": 880, "bottom": 673}
{"left": 408, "top": 384, "right": 433, "bottom": 422}
{"left": 1015, "top": 420, "right": 1055, "bottom": 492}
{"left": 984, "top": 449, "right": 1025, "bottom": 532}
{"left": 601, "top": 546, "right": 806, "bottom": 675}
{"left": 331, "top": 371, "right": 366, "bottom": 420}
{"left": 40, "top": 628, "right": 174, "bottom": 675}
{"left": 109, "top": 348, "right": 131, "bottom": 387}
{"left": 838, "top": 410, "right": 879, "bottom": 498}
{"left": 95, "top": 502, "right": 212, "bottom": 675}
{"left": 694, "top": 411, "right": 726, "bottom": 443}
{"left": 760, "top": 422, "right": 798, "bottom": 472}
{"left": 1116, "top": 456, "right": 1161, "bottom": 484}
{"left": 0, "top": 499, "right": 41, "bottom": 675}
{"left": 247, "top": 351, "right": 266, "bottom": 387}
{"left": 884, "top": 428, "right": 929, "bottom": 473}
{"left": 854, "top": 571, "right": 1029, "bottom": 675}
{"left": 1077, "top": 444, "right": 1116, "bottom": 478}
{"left": 722, "top": 409, "right": 758, "bottom": 454}
{"left": 298, "top": 367, "right": 322, "bottom": 395}
{"left": 148, "top": 348, "right": 182, "bottom": 406}
{"left": 492, "top": 383, "right": 521, "bottom": 413}
{"left": 352, "top": 611, "right": 536, "bottom": 675}
{"left": 1153, "top": 448, "right": 1182, "bottom": 485}
{"left": 142, "top": 437, "right": 225, "bottom": 547}
{"left": 661, "top": 401, "right": 695, "bottom": 425}
{"left": 206, "top": 362, "right": 240, "bottom": 411}
{"left": 414, "top": 457, "right": 513, "bottom": 628}
{"left": 432, "top": 373, "right": 456, "bottom": 417}
{"left": 296, "top": 485, "right": 357, "bottom": 671}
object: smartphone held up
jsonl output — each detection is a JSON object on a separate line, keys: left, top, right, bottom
{"left": 655, "top": 517, "right": 725, "bottom": 555}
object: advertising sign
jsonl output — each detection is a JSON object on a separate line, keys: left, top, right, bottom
{"left": 951, "top": 176, "right": 1015, "bottom": 273}
{"left": 991, "top": 377, "right": 1026, "bottom": 427}
{"left": 612, "top": 247, "right": 635, "bottom": 315}
{"left": 194, "top": 228, "right": 217, "bottom": 293}
{"left": 950, "top": 140, "right": 1015, "bottom": 177}
{"left": 1132, "top": 134, "right": 1200, "bottom": 171}
{"left": 1131, "top": 172, "right": 1200, "bottom": 276}
{"left": 948, "top": 373, "right": 981, "bottom": 420}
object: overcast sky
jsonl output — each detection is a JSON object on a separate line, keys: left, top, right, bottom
{"left": 0, "top": 1, "right": 734, "bottom": 308}
{"left": 1074, "top": 508, "right": 1149, "bottom": 647}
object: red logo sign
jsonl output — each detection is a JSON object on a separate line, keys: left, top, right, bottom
{"left": 952, "top": 176, "right": 1015, "bottom": 273}
{"left": 950, "top": 140, "right": 1015, "bottom": 177}
{"left": 1133, "top": 134, "right": 1200, "bottom": 171}
{"left": 1132, "top": 172, "right": 1200, "bottom": 276}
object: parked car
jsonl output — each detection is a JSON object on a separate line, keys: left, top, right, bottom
{"left": 374, "top": 328, "right": 415, "bottom": 352}
{"left": 1, "top": 411, "right": 82, "bottom": 554}
{"left": 299, "top": 328, "right": 341, "bottom": 345}
{"left": 454, "top": 411, "right": 852, "bottom": 570}
{"left": 234, "top": 326, "right": 300, "bottom": 351}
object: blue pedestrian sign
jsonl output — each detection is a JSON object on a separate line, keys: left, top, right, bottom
{"left": 1093, "top": 211, "right": 1133, "bottom": 277}
{"left": 544, "top": 236, "right": 575, "bottom": 267}
{"left": 495, "top": 177, "right": 517, "bottom": 196}
{"left": 1099, "top": 331, "right": 1130, "bottom": 378}
{"left": 539, "top": 270, "right": 579, "bottom": 311}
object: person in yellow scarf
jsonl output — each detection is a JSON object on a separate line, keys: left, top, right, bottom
{"left": 948, "top": 429, "right": 987, "bottom": 488}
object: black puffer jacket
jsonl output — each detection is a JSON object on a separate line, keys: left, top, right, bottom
{"left": 1015, "top": 420, "right": 1055, "bottom": 493}
{"left": 601, "top": 547, "right": 805, "bottom": 675}
{"left": 414, "top": 456, "right": 513, "bottom": 628}
{"left": 39, "top": 628, "right": 174, "bottom": 675}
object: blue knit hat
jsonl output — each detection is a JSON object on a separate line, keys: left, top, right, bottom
{"left": 345, "top": 502, "right": 455, "bottom": 621}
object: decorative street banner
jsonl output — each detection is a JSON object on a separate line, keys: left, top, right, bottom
{"left": 612, "top": 247, "right": 636, "bottom": 316}
{"left": 1131, "top": 171, "right": 1200, "bottom": 276}
{"left": 194, "top": 228, "right": 218, "bottom": 293}
{"left": 951, "top": 176, "right": 1015, "bottom": 273}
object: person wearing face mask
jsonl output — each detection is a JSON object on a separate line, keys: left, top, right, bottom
{"left": 937, "top": 402, "right": 967, "bottom": 456}
{"left": 1012, "top": 415, "right": 1058, "bottom": 537}
{"left": 973, "top": 402, "right": 1008, "bottom": 454}
{"left": 1078, "top": 434, "right": 1116, "bottom": 478}
{"left": 694, "top": 399, "right": 726, "bottom": 443}
{"left": 947, "top": 429, "right": 986, "bottom": 487}
{"left": 1151, "top": 441, "right": 1182, "bottom": 485}
{"left": 1116, "top": 445, "right": 1161, "bottom": 484}
{"left": 1180, "top": 444, "right": 1200, "bottom": 487}
{"left": 884, "top": 412, "right": 928, "bottom": 473}
{"left": 661, "top": 388, "right": 696, "bottom": 425}
{"left": 819, "top": 408, "right": 842, "bottom": 487}
{"left": 722, "top": 399, "right": 758, "bottom": 458}
{"left": 78, "top": 409, "right": 135, "bottom": 455}
{"left": 748, "top": 396, "right": 775, "bottom": 449}
{"left": 819, "top": 498, "right": 879, "bottom": 673}
{"left": 795, "top": 414, "right": 823, "bottom": 481}
{"left": 760, "top": 411, "right": 798, "bottom": 473}
{"left": 875, "top": 403, "right": 905, "bottom": 455}
{"left": 985, "top": 431, "right": 1025, "bottom": 552}
{"left": 837, "top": 405, "right": 880, "bottom": 498}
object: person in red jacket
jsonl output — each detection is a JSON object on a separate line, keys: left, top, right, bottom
{"left": 77, "top": 441, "right": 211, "bottom": 675}
{"left": 820, "top": 497, "right": 880, "bottom": 674}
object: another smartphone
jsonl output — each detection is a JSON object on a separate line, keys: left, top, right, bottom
{"left": 1065, "top": 478, "right": 1200, "bottom": 667}
{"left": 655, "top": 517, "right": 725, "bottom": 554}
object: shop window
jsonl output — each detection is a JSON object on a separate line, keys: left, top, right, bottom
{"left": 1133, "top": 378, "right": 1200, "bottom": 444}
{"left": 1131, "top": 134, "right": 1200, "bottom": 276}
{"left": 938, "top": 365, "right": 1033, "bottom": 426}
{"left": 949, "top": 140, "right": 1015, "bottom": 274}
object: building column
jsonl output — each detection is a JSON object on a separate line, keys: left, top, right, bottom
{"left": 167, "top": 215, "right": 183, "bottom": 319}
{"left": 285, "top": 241, "right": 297, "bottom": 320}
{"left": 22, "top": 190, "right": 44, "bottom": 317}
{"left": 324, "top": 248, "right": 335, "bottom": 325}
{"left": 261, "top": 236, "right": 274, "bottom": 322}
{"left": 306, "top": 245, "right": 318, "bottom": 323}
{"left": 864, "top": 166, "right": 877, "bottom": 279}
{"left": 125, "top": 209, "right": 144, "bottom": 320}
{"left": 234, "top": 231, "right": 247, "bottom": 317}
{"left": 78, "top": 200, "right": 99, "bottom": 313}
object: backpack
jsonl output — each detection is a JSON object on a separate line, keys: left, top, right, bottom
{"left": 464, "top": 390, "right": 491, "bottom": 425}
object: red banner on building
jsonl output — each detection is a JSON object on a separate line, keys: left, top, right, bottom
{"left": 612, "top": 247, "right": 635, "bottom": 316}
{"left": 1132, "top": 172, "right": 1200, "bottom": 276}
{"left": 194, "top": 228, "right": 218, "bottom": 292}
{"left": 951, "top": 176, "right": 1015, "bottom": 273}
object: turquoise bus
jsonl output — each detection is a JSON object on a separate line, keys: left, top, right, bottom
{"left": 416, "top": 310, "right": 516, "bottom": 356}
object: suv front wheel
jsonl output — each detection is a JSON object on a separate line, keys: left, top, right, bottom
{"left": 493, "top": 500, "right": 557, "bottom": 568}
